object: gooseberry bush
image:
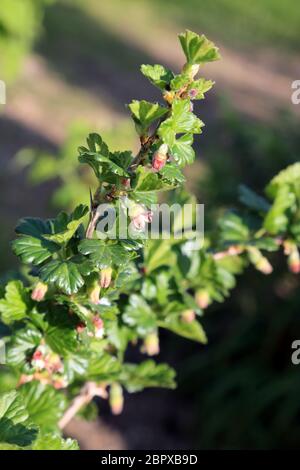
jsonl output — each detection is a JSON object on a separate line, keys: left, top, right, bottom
{"left": 1, "top": 30, "right": 300, "bottom": 450}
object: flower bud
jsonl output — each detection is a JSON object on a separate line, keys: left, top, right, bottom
{"left": 152, "top": 144, "right": 168, "bottom": 172}
{"left": 92, "top": 315, "right": 105, "bottom": 339}
{"left": 247, "top": 247, "right": 273, "bottom": 274}
{"left": 88, "top": 283, "right": 101, "bottom": 304}
{"left": 129, "top": 203, "right": 153, "bottom": 231}
{"left": 181, "top": 309, "right": 195, "bottom": 323}
{"left": 143, "top": 331, "right": 159, "bottom": 356}
{"left": 284, "top": 241, "right": 300, "bottom": 274}
{"left": 31, "top": 281, "right": 48, "bottom": 302}
{"left": 100, "top": 267, "right": 113, "bottom": 288}
{"left": 188, "top": 88, "right": 198, "bottom": 99}
{"left": 109, "top": 383, "right": 124, "bottom": 415}
{"left": 195, "top": 289, "right": 211, "bottom": 309}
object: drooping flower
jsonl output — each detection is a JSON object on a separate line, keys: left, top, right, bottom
{"left": 152, "top": 143, "right": 168, "bottom": 172}
{"left": 109, "top": 383, "right": 124, "bottom": 415}
{"left": 247, "top": 247, "right": 273, "bottom": 274}
{"left": 31, "top": 281, "right": 48, "bottom": 302}
{"left": 181, "top": 309, "right": 195, "bottom": 323}
{"left": 100, "top": 267, "right": 113, "bottom": 288}
{"left": 142, "top": 331, "right": 159, "bottom": 356}
{"left": 195, "top": 289, "right": 211, "bottom": 309}
{"left": 284, "top": 240, "right": 300, "bottom": 274}
{"left": 88, "top": 283, "right": 101, "bottom": 304}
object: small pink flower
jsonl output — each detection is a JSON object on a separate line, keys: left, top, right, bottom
{"left": 31, "top": 281, "right": 48, "bottom": 302}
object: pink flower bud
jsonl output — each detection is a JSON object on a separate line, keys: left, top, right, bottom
{"left": 188, "top": 88, "right": 198, "bottom": 99}
{"left": 143, "top": 331, "right": 159, "bottom": 356}
{"left": 284, "top": 240, "right": 300, "bottom": 274}
{"left": 31, "top": 281, "right": 48, "bottom": 302}
{"left": 92, "top": 315, "right": 104, "bottom": 338}
{"left": 247, "top": 247, "right": 273, "bottom": 275}
{"left": 195, "top": 289, "right": 211, "bottom": 309}
{"left": 152, "top": 144, "right": 168, "bottom": 172}
{"left": 181, "top": 309, "right": 195, "bottom": 323}
{"left": 100, "top": 267, "right": 113, "bottom": 288}
{"left": 109, "top": 383, "right": 124, "bottom": 415}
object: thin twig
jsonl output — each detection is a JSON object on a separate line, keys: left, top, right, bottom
{"left": 59, "top": 382, "right": 107, "bottom": 430}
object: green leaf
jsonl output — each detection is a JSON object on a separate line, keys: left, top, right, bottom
{"left": 123, "top": 295, "right": 156, "bottom": 335}
{"left": 0, "top": 391, "right": 38, "bottom": 448}
{"left": 144, "top": 239, "right": 177, "bottom": 273}
{"left": 79, "top": 240, "right": 130, "bottom": 269}
{"left": 0, "top": 280, "right": 29, "bottom": 325}
{"left": 32, "top": 433, "right": 79, "bottom": 450}
{"left": 170, "top": 134, "right": 195, "bottom": 167}
{"left": 238, "top": 184, "right": 270, "bottom": 213}
{"left": 128, "top": 100, "right": 168, "bottom": 135}
{"left": 6, "top": 327, "right": 42, "bottom": 368}
{"left": 159, "top": 316, "right": 207, "bottom": 343}
{"left": 264, "top": 185, "right": 296, "bottom": 234}
{"left": 39, "top": 259, "right": 84, "bottom": 295}
{"left": 188, "top": 78, "right": 214, "bottom": 99}
{"left": 158, "top": 99, "right": 203, "bottom": 146}
{"left": 219, "top": 212, "right": 250, "bottom": 242}
{"left": 19, "top": 382, "right": 66, "bottom": 432}
{"left": 141, "top": 64, "right": 174, "bottom": 90}
{"left": 87, "top": 352, "right": 121, "bottom": 381}
{"left": 45, "top": 311, "right": 78, "bottom": 356}
{"left": 178, "top": 30, "right": 220, "bottom": 65}
{"left": 43, "top": 204, "right": 89, "bottom": 245}
{"left": 266, "top": 162, "right": 300, "bottom": 199}
{"left": 160, "top": 163, "right": 185, "bottom": 184}
{"left": 12, "top": 218, "right": 59, "bottom": 266}
{"left": 132, "top": 167, "right": 174, "bottom": 202}
{"left": 120, "top": 360, "right": 176, "bottom": 392}
{"left": 78, "top": 133, "right": 129, "bottom": 179}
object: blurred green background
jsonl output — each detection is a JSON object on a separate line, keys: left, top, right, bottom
{"left": 0, "top": 0, "right": 300, "bottom": 449}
